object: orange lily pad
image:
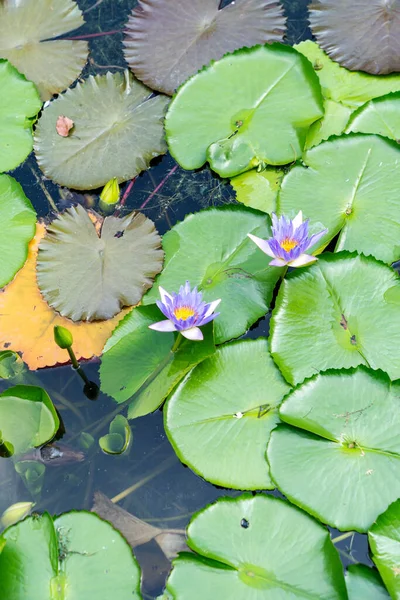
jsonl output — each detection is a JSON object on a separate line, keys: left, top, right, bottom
{"left": 0, "top": 222, "right": 130, "bottom": 370}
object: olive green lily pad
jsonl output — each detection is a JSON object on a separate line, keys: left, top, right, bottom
{"left": 278, "top": 134, "right": 400, "bottom": 264}
{"left": 165, "top": 494, "right": 347, "bottom": 599}
{"left": 309, "top": 0, "right": 400, "bottom": 75}
{"left": 165, "top": 339, "right": 290, "bottom": 490}
{"left": 34, "top": 70, "right": 169, "bottom": 189}
{"left": 0, "top": 0, "right": 88, "bottom": 101}
{"left": 124, "top": 0, "right": 286, "bottom": 96}
{"left": 369, "top": 499, "right": 400, "bottom": 598}
{"left": 0, "top": 385, "right": 59, "bottom": 456}
{"left": 230, "top": 168, "right": 284, "bottom": 214}
{"left": 270, "top": 252, "right": 400, "bottom": 386}
{"left": 99, "top": 415, "right": 132, "bottom": 455}
{"left": 0, "top": 511, "right": 142, "bottom": 599}
{"left": 346, "top": 565, "right": 390, "bottom": 600}
{"left": 268, "top": 367, "right": 400, "bottom": 532}
{"left": 347, "top": 92, "right": 400, "bottom": 141}
{"left": 0, "top": 60, "right": 41, "bottom": 172}
{"left": 36, "top": 205, "right": 163, "bottom": 321}
{"left": 0, "top": 174, "right": 36, "bottom": 288}
{"left": 165, "top": 43, "right": 324, "bottom": 177}
{"left": 143, "top": 205, "right": 283, "bottom": 344}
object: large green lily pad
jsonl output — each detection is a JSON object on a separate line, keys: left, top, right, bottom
{"left": 268, "top": 367, "right": 400, "bottom": 532}
{"left": 34, "top": 70, "right": 169, "bottom": 189}
{"left": 165, "top": 339, "right": 290, "bottom": 490}
{"left": 278, "top": 133, "right": 400, "bottom": 264}
{"left": 231, "top": 168, "right": 284, "bottom": 214}
{"left": 0, "top": 0, "right": 88, "bottom": 101}
{"left": 0, "top": 60, "right": 41, "bottom": 172}
{"left": 36, "top": 205, "right": 163, "bottom": 321}
{"left": 100, "top": 306, "right": 215, "bottom": 419}
{"left": 0, "top": 175, "right": 36, "bottom": 288}
{"left": 346, "top": 565, "right": 390, "bottom": 600}
{"left": 165, "top": 494, "right": 347, "bottom": 599}
{"left": 369, "top": 499, "right": 400, "bottom": 598}
{"left": 0, "top": 511, "right": 142, "bottom": 599}
{"left": 270, "top": 252, "right": 400, "bottom": 385}
{"left": 165, "top": 43, "right": 324, "bottom": 177}
{"left": 143, "top": 206, "right": 283, "bottom": 344}
{"left": 347, "top": 92, "right": 400, "bottom": 141}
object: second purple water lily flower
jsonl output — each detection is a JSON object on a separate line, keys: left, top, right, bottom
{"left": 248, "top": 211, "right": 328, "bottom": 267}
{"left": 149, "top": 281, "right": 221, "bottom": 341}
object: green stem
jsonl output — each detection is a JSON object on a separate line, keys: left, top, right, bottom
{"left": 67, "top": 347, "right": 89, "bottom": 385}
{"left": 331, "top": 531, "right": 354, "bottom": 544}
{"left": 171, "top": 333, "right": 183, "bottom": 353}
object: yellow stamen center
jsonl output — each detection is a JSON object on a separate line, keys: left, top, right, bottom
{"left": 174, "top": 306, "right": 196, "bottom": 321}
{"left": 280, "top": 238, "right": 298, "bottom": 252}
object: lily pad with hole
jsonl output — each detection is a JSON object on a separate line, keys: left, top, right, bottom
{"left": 230, "top": 168, "right": 284, "bottom": 214}
{"left": 347, "top": 92, "right": 400, "bottom": 142}
{"left": 34, "top": 70, "right": 169, "bottom": 189}
{"left": 143, "top": 205, "right": 283, "bottom": 344}
{"left": 165, "top": 43, "right": 324, "bottom": 177}
{"left": 346, "top": 565, "right": 390, "bottom": 600}
{"left": 0, "top": 174, "right": 36, "bottom": 288}
{"left": 369, "top": 499, "right": 400, "bottom": 598}
{"left": 0, "top": 60, "right": 41, "bottom": 172}
{"left": 0, "top": 511, "right": 142, "bottom": 600}
{"left": 36, "top": 205, "right": 163, "bottom": 321}
{"left": 0, "top": 0, "right": 88, "bottom": 101}
{"left": 309, "top": 0, "right": 400, "bottom": 75}
{"left": 278, "top": 134, "right": 400, "bottom": 265}
{"left": 270, "top": 252, "right": 400, "bottom": 386}
{"left": 165, "top": 339, "right": 290, "bottom": 490}
{"left": 124, "top": 0, "right": 286, "bottom": 96}
{"left": 99, "top": 415, "right": 132, "bottom": 455}
{"left": 165, "top": 494, "right": 347, "bottom": 599}
{"left": 268, "top": 367, "right": 400, "bottom": 532}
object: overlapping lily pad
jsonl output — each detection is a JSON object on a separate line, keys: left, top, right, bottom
{"left": 347, "top": 92, "right": 400, "bottom": 141}
{"left": 0, "top": 511, "right": 142, "bottom": 599}
{"left": 165, "top": 339, "right": 290, "bottom": 490}
{"left": 165, "top": 494, "right": 347, "bottom": 599}
{"left": 99, "top": 415, "right": 132, "bottom": 455}
{"left": 0, "top": 175, "right": 36, "bottom": 288}
{"left": 369, "top": 499, "right": 400, "bottom": 598}
{"left": 165, "top": 43, "right": 324, "bottom": 177}
{"left": 143, "top": 206, "right": 283, "bottom": 344}
{"left": 268, "top": 367, "right": 400, "bottom": 532}
{"left": 270, "top": 252, "right": 400, "bottom": 385}
{"left": 34, "top": 70, "right": 169, "bottom": 189}
{"left": 124, "top": 0, "right": 286, "bottom": 96}
{"left": 278, "top": 134, "right": 400, "bottom": 264}
{"left": 230, "top": 168, "right": 283, "bottom": 214}
{"left": 37, "top": 205, "right": 163, "bottom": 321}
{"left": 346, "top": 565, "right": 390, "bottom": 600}
{"left": 309, "top": 0, "right": 400, "bottom": 75}
{"left": 0, "top": 61, "right": 41, "bottom": 172}
{"left": 100, "top": 306, "right": 215, "bottom": 419}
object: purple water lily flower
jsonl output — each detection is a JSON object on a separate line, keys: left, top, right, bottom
{"left": 149, "top": 282, "right": 221, "bottom": 341}
{"left": 248, "top": 211, "right": 328, "bottom": 267}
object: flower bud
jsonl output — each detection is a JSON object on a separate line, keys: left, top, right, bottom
{"left": 1, "top": 501, "right": 35, "bottom": 528}
{"left": 99, "top": 177, "right": 120, "bottom": 211}
{"left": 53, "top": 325, "right": 73, "bottom": 349}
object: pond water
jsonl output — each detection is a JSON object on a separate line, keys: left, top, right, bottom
{"left": 0, "top": 0, "right": 374, "bottom": 597}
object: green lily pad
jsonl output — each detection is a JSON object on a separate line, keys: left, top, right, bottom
{"left": 0, "top": 511, "right": 142, "bottom": 599}
{"left": 0, "top": 175, "right": 36, "bottom": 288}
{"left": 346, "top": 565, "right": 390, "bottom": 600}
{"left": 165, "top": 339, "right": 290, "bottom": 490}
{"left": 369, "top": 499, "right": 400, "bottom": 598}
{"left": 278, "top": 134, "right": 400, "bottom": 264}
{"left": 100, "top": 305, "right": 216, "bottom": 419}
{"left": 143, "top": 205, "right": 283, "bottom": 344}
{"left": 268, "top": 367, "right": 400, "bottom": 532}
{"left": 124, "top": 0, "right": 286, "bottom": 96}
{"left": 270, "top": 252, "right": 400, "bottom": 385}
{"left": 165, "top": 494, "right": 347, "bottom": 599}
{"left": 305, "top": 98, "right": 352, "bottom": 149}
{"left": 347, "top": 92, "right": 400, "bottom": 141}
{"left": 0, "top": 0, "right": 88, "bottom": 101}
{"left": 99, "top": 415, "right": 132, "bottom": 455}
{"left": 36, "top": 205, "right": 163, "bottom": 321}
{"left": 0, "top": 385, "right": 59, "bottom": 456}
{"left": 165, "top": 43, "right": 324, "bottom": 177}
{"left": 34, "top": 70, "right": 169, "bottom": 189}
{"left": 0, "top": 60, "right": 41, "bottom": 172}
{"left": 14, "top": 460, "right": 46, "bottom": 497}
{"left": 230, "top": 168, "right": 284, "bottom": 214}
{"left": 0, "top": 351, "right": 26, "bottom": 380}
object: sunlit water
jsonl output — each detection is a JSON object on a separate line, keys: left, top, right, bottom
{"left": 0, "top": 1, "right": 372, "bottom": 597}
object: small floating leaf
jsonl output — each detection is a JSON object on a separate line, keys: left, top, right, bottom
{"left": 231, "top": 168, "right": 283, "bottom": 214}
{"left": 99, "top": 416, "right": 132, "bottom": 455}
{"left": 124, "top": 0, "right": 286, "bottom": 96}
{"left": 0, "top": 351, "right": 26, "bottom": 380}
{"left": 55, "top": 115, "right": 74, "bottom": 137}
{"left": 34, "top": 70, "right": 169, "bottom": 189}
{"left": 0, "top": 0, "right": 88, "bottom": 100}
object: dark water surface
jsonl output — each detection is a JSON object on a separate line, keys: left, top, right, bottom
{"left": 1, "top": 1, "right": 372, "bottom": 597}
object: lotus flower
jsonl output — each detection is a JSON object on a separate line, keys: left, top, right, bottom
{"left": 248, "top": 211, "right": 328, "bottom": 267}
{"left": 149, "top": 282, "right": 221, "bottom": 341}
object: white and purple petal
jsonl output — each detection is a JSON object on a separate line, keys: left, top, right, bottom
{"left": 247, "top": 233, "right": 276, "bottom": 258}
{"left": 181, "top": 327, "right": 204, "bottom": 341}
{"left": 289, "top": 253, "right": 318, "bottom": 267}
{"left": 149, "top": 319, "right": 177, "bottom": 332}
